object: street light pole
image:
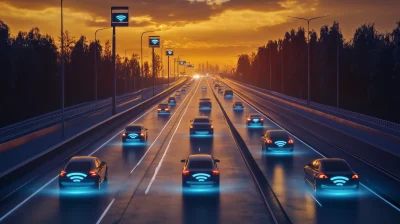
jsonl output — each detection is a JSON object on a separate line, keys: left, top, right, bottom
{"left": 269, "top": 43, "right": 272, "bottom": 90}
{"left": 288, "top": 15, "right": 328, "bottom": 106}
{"left": 94, "top": 27, "right": 111, "bottom": 101}
{"left": 337, "top": 26, "right": 340, "bottom": 108}
{"left": 152, "top": 47, "right": 155, "bottom": 96}
{"left": 141, "top": 31, "right": 155, "bottom": 89}
{"left": 124, "top": 48, "right": 135, "bottom": 94}
{"left": 60, "top": 0, "right": 65, "bottom": 137}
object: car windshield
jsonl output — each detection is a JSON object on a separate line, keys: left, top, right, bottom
{"left": 200, "top": 102, "right": 211, "bottom": 107}
{"left": 194, "top": 118, "right": 210, "bottom": 123}
{"left": 250, "top": 114, "right": 261, "bottom": 118}
{"left": 270, "top": 131, "right": 289, "bottom": 140}
{"left": 322, "top": 161, "right": 351, "bottom": 172}
{"left": 234, "top": 102, "right": 243, "bottom": 105}
{"left": 126, "top": 126, "right": 141, "bottom": 132}
{"left": 159, "top": 104, "right": 169, "bottom": 108}
{"left": 66, "top": 161, "right": 92, "bottom": 172}
{"left": 168, "top": 97, "right": 175, "bottom": 101}
{"left": 188, "top": 160, "right": 213, "bottom": 169}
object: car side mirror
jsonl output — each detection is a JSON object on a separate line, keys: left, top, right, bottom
{"left": 101, "top": 162, "right": 106, "bottom": 166}
{"left": 145, "top": 128, "right": 148, "bottom": 131}
{"left": 181, "top": 159, "right": 186, "bottom": 163}
{"left": 214, "top": 159, "right": 220, "bottom": 163}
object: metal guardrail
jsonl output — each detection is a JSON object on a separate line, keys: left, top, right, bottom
{"left": 225, "top": 78, "right": 400, "bottom": 134}
{"left": 0, "top": 81, "right": 180, "bottom": 144}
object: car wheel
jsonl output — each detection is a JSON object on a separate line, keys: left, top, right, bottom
{"left": 93, "top": 178, "right": 101, "bottom": 190}
{"left": 104, "top": 168, "right": 108, "bottom": 181}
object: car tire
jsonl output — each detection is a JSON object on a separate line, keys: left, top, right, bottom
{"left": 93, "top": 178, "right": 101, "bottom": 190}
{"left": 104, "top": 168, "right": 108, "bottom": 181}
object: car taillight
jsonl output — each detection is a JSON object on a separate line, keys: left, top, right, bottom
{"left": 165, "top": 108, "right": 169, "bottom": 111}
{"left": 212, "top": 170, "right": 219, "bottom": 175}
{"left": 182, "top": 170, "right": 190, "bottom": 176}
{"left": 122, "top": 133, "right": 126, "bottom": 136}
{"left": 288, "top": 139, "right": 294, "bottom": 144}
{"left": 318, "top": 174, "right": 328, "bottom": 179}
{"left": 60, "top": 170, "right": 66, "bottom": 177}
{"left": 158, "top": 109, "right": 161, "bottom": 111}
{"left": 141, "top": 133, "right": 144, "bottom": 136}
{"left": 352, "top": 174, "right": 359, "bottom": 179}
{"left": 260, "top": 118, "right": 264, "bottom": 121}
{"left": 247, "top": 118, "right": 251, "bottom": 121}
{"left": 266, "top": 139, "right": 272, "bottom": 144}
{"left": 89, "top": 170, "right": 98, "bottom": 176}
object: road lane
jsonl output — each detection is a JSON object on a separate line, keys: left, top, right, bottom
{"left": 110, "top": 78, "right": 275, "bottom": 224}
{"left": 0, "top": 80, "right": 196, "bottom": 224}
{"left": 214, "top": 80, "right": 400, "bottom": 224}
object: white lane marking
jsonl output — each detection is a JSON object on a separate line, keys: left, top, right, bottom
{"left": 0, "top": 176, "right": 58, "bottom": 222}
{"left": 130, "top": 81, "right": 198, "bottom": 174}
{"left": 0, "top": 95, "right": 168, "bottom": 221}
{"left": 145, "top": 79, "right": 201, "bottom": 194}
{"left": 96, "top": 198, "right": 115, "bottom": 224}
{"left": 307, "top": 192, "right": 322, "bottom": 207}
{"left": 234, "top": 91, "right": 400, "bottom": 212}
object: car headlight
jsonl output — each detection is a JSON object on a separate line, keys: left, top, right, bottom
{"left": 190, "top": 125, "right": 193, "bottom": 128}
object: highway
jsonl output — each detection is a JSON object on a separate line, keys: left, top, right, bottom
{"left": 0, "top": 77, "right": 399, "bottom": 224}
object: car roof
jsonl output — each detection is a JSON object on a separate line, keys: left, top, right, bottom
{"left": 70, "top": 156, "right": 95, "bottom": 163}
{"left": 249, "top": 113, "right": 261, "bottom": 116}
{"left": 234, "top": 101, "right": 243, "bottom": 104}
{"left": 127, "top": 124, "right": 142, "bottom": 128}
{"left": 199, "top": 98, "right": 211, "bottom": 101}
{"left": 159, "top": 103, "right": 169, "bottom": 106}
{"left": 318, "top": 158, "right": 346, "bottom": 163}
{"left": 194, "top": 116, "right": 209, "bottom": 119}
{"left": 188, "top": 154, "right": 213, "bottom": 161}
{"left": 267, "top": 130, "right": 286, "bottom": 134}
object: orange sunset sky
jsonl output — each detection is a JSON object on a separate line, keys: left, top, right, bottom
{"left": 0, "top": 0, "right": 399, "bottom": 68}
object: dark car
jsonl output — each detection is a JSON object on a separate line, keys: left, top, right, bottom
{"left": 122, "top": 124, "right": 148, "bottom": 142}
{"left": 168, "top": 96, "right": 177, "bottom": 105}
{"left": 158, "top": 103, "right": 171, "bottom": 114}
{"left": 181, "top": 154, "right": 220, "bottom": 189}
{"left": 202, "top": 86, "right": 207, "bottom": 91}
{"left": 218, "top": 87, "right": 224, "bottom": 93}
{"left": 304, "top": 158, "right": 359, "bottom": 192}
{"left": 199, "top": 98, "right": 212, "bottom": 110}
{"left": 181, "top": 88, "right": 187, "bottom": 94}
{"left": 190, "top": 116, "right": 213, "bottom": 135}
{"left": 223, "top": 89, "right": 233, "bottom": 97}
{"left": 261, "top": 130, "right": 294, "bottom": 152}
{"left": 176, "top": 91, "right": 181, "bottom": 97}
{"left": 59, "top": 156, "right": 108, "bottom": 189}
{"left": 233, "top": 101, "right": 244, "bottom": 109}
{"left": 214, "top": 83, "right": 220, "bottom": 89}
{"left": 246, "top": 113, "right": 264, "bottom": 126}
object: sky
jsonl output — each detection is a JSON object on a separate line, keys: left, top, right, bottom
{"left": 0, "top": 0, "right": 399, "bottom": 69}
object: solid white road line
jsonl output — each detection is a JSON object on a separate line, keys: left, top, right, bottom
{"left": 96, "top": 198, "right": 115, "bottom": 224}
{"left": 145, "top": 79, "right": 201, "bottom": 194}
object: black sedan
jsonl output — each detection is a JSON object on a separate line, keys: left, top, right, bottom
{"left": 158, "top": 103, "right": 171, "bottom": 114}
{"left": 233, "top": 101, "right": 244, "bottom": 109}
{"left": 59, "top": 156, "right": 108, "bottom": 189}
{"left": 202, "top": 86, "right": 207, "bottom": 91}
{"left": 246, "top": 113, "right": 264, "bottom": 126}
{"left": 190, "top": 116, "right": 213, "bottom": 135}
{"left": 122, "top": 124, "right": 148, "bottom": 142}
{"left": 304, "top": 158, "right": 359, "bottom": 192}
{"left": 168, "top": 96, "right": 177, "bottom": 105}
{"left": 181, "top": 154, "right": 220, "bottom": 189}
{"left": 261, "top": 130, "right": 294, "bottom": 152}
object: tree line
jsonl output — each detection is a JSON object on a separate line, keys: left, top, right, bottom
{"left": 0, "top": 21, "right": 167, "bottom": 127}
{"left": 234, "top": 21, "right": 400, "bottom": 124}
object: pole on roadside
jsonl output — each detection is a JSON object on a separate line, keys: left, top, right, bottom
{"left": 112, "top": 26, "right": 117, "bottom": 115}
{"left": 60, "top": 0, "right": 65, "bottom": 137}
{"left": 152, "top": 46, "right": 155, "bottom": 96}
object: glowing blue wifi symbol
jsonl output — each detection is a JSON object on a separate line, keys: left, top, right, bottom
{"left": 151, "top": 39, "right": 159, "bottom": 45}
{"left": 167, "top": 51, "right": 173, "bottom": 55}
{"left": 330, "top": 176, "right": 349, "bottom": 186}
{"left": 192, "top": 173, "right": 211, "bottom": 182}
{"left": 129, "top": 133, "right": 138, "bottom": 138}
{"left": 275, "top": 141, "right": 287, "bottom": 147}
{"left": 66, "top": 173, "right": 87, "bottom": 183}
{"left": 116, "top": 15, "right": 126, "bottom": 22}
